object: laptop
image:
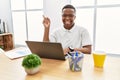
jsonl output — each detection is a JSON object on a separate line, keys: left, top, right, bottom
{"left": 25, "top": 41, "right": 66, "bottom": 60}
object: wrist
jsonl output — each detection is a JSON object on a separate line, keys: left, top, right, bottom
{"left": 45, "top": 26, "right": 50, "bottom": 28}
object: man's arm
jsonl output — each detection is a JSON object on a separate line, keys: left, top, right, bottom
{"left": 63, "top": 45, "right": 91, "bottom": 55}
{"left": 42, "top": 15, "right": 50, "bottom": 42}
{"left": 43, "top": 27, "right": 50, "bottom": 42}
{"left": 74, "top": 45, "right": 92, "bottom": 54}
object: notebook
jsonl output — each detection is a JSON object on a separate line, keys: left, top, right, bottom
{"left": 25, "top": 41, "right": 66, "bottom": 60}
{"left": 4, "top": 47, "right": 32, "bottom": 59}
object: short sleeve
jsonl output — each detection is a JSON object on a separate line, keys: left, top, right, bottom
{"left": 81, "top": 29, "right": 92, "bottom": 46}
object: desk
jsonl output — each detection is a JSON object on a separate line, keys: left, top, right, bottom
{"left": 0, "top": 53, "right": 120, "bottom": 80}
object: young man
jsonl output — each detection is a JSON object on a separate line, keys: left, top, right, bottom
{"left": 42, "top": 4, "right": 92, "bottom": 55}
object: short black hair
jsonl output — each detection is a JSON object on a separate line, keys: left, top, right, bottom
{"left": 62, "top": 4, "right": 76, "bottom": 12}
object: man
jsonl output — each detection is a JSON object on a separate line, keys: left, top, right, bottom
{"left": 42, "top": 4, "right": 92, "bottom": 55}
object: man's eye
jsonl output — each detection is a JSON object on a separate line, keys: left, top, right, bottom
{"left": 62, "top": 14, "right": 74, "bottom": 17}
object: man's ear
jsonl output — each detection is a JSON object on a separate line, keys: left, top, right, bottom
{"left": 74, "top": 15, "right": 76, "bottom": 20}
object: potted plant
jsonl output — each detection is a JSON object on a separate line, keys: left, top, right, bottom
{"left": 22, "top": 54, "right": 41, "bottom": 75}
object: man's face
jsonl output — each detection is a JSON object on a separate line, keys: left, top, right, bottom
{"left": 62, "top": 8, "right": 76, "bottom": 30}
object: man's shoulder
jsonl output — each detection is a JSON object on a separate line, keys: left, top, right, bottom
{"left": 74, "top": 25, "right": 87, "bottom": 31}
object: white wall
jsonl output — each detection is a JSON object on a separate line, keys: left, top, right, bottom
{"left": 0, "top": 0, "right": 13, "bottom": 32}
{"left": 43, "top": 0, "right": 70, "bottom": 33}
{"left": 0, "top": 0, "right": 70, "bottom": 33}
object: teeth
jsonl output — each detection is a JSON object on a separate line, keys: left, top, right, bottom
{"left": 65, "top": 21, "right": 70, "bottom": 24}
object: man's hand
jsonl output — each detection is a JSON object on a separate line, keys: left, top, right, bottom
{"left": 42, "top": 15, "right": 50, "bottom": 42}
{"left": 63, "top": 48, "right": 71, "bottom": 55}
{"left": 42, "top": 15, "right": 50, "bottom": 28}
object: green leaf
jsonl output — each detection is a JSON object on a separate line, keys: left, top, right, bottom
{"left": 22, "top": 54, "right": 41, "bottom": 69}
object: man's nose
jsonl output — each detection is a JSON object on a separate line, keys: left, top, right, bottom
{"left": 66, "top": 16, "right": 70, "bottom": 19}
